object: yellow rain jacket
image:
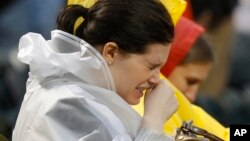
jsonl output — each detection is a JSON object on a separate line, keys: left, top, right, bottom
{"left": 67, "top": 0, "right": 229, "bottom": 140}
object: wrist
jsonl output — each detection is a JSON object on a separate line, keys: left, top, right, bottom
{"left": 141, "top": 115, "right": 165, "bottom": 134}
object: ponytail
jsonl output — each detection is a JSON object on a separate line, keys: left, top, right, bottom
{"left": 57, "top": 5, "right": 88, "bottom": 35}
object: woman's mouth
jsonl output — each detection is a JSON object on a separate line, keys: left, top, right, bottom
{"left": 135, "top": 88, "right": 144, "bottom": 99}
{"left": 135, "top": 86, "right": 150, "bottom": 99}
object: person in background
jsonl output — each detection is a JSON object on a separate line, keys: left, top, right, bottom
{"left": 134, "top": 16, "right": 229, "bottom": 141}
{"left": 188, "top": 0, "right": 238, "bottom": 97}
{"left": 12, "top": 0, "right": 178, "bottom": 140}
{"left": 161, "top": 17, "right": 213, "bottom": 103}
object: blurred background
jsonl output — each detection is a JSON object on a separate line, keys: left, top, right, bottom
{"left": 0, "top": 0, "right": 66, "bottom": 139}
{"left": 0, "top": 0, "right": 250, "bottom": 140}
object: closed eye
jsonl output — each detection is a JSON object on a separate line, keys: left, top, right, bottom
{"left": 148, "top": 64, "right": 160, "bottom": 70}
{"left": 148, "top": 66, "right": 156, "bottom": 70}
{"left": 187, "top": 78, "right": 200, "bottom": 85}
{"left": 149, "top": 63, "right": 163, "bottom": 71}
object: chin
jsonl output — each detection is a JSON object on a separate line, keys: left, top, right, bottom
{"left": 127, "top": 99, "right": 140, "bottom": 105}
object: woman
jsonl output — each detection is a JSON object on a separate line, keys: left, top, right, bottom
{"left": 12, "top": 0, "right": 178, "bottom": 141}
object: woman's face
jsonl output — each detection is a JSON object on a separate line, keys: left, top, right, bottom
{"left": 168, "top": 63, "right": 212, "bottom": 103}
{"left": 108, "top": 43, "right": 170, "bottom": 105}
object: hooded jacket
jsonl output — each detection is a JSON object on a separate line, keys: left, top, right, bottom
{"left": 12, "top": 30, "right": 173, "bottom": 141}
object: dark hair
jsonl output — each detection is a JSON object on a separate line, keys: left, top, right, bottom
{"left": 57, "top": 0, "right": 174, "bottom": 54}
{"left": 181, "top": 36, "right": 214, "bottom": 64}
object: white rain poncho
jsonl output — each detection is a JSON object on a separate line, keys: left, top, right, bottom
{"left": 12, "top": 30, "right": 173, "bottom": 141}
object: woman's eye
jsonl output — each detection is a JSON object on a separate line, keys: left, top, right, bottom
{"left": 148, "top": 63, "right": 160, "bottom": 70}
{"left": 187, "top": 79, "right": 199, "bottom": 85}
{"left": 148, "top": 66, "right": 156, "bottom": 70}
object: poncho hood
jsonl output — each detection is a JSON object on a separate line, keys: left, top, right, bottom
{"left": 18, "top": 30, "right": 116, "bottom": 91}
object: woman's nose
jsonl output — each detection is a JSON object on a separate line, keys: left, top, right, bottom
{"left": 148, "top": 70, "right": 161, "bottom": 84}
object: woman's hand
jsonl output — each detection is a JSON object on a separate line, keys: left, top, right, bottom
{"left": 141, "top": 79, "right": 178, "bottom": 133}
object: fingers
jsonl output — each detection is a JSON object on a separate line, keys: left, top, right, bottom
{"left": 142, "top": 79, "right": 178, "bottom": 132}
{"left": 143, "top": 79, "right": 178, "bottom": 120}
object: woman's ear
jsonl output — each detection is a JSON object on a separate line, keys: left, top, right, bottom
{"left": 102, "top": 42, "right": 119, "bottom": 65}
